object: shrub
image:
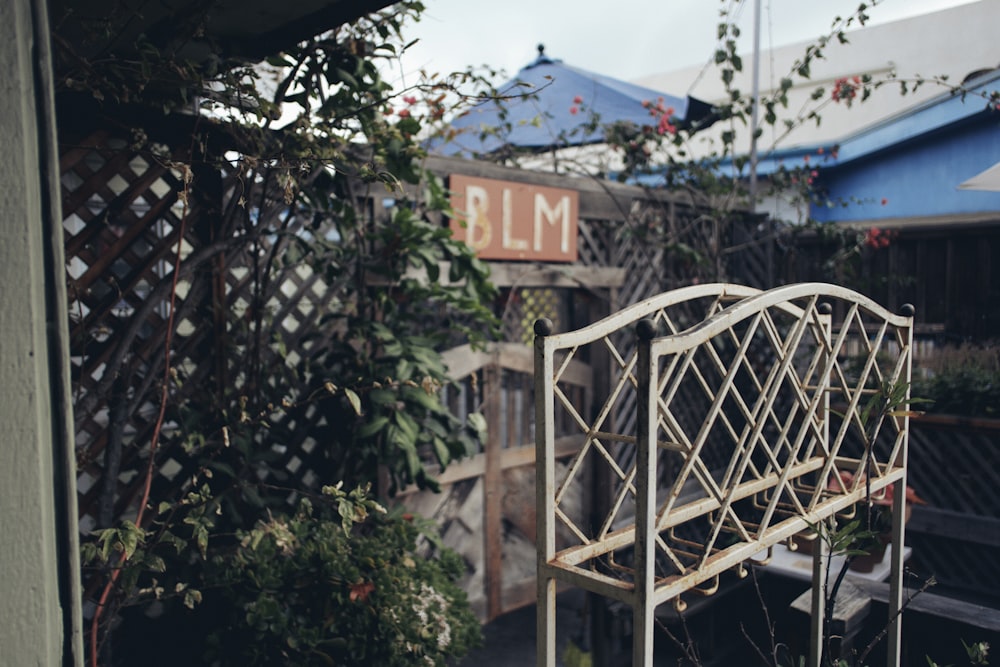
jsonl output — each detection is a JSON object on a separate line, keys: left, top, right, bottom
{"left": 204, "top": 484, "right": 481, "bottom": 666}
{"left": 912, "top": 342, "right": 1000, "bottom": 418}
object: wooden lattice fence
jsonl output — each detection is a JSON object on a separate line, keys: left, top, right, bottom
{"left": 907, "top": 415, "right": 1000, "bottom": 600}
{"left": 63, "top": 127, "right": 766, "bottom": 622}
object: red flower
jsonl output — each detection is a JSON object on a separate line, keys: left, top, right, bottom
{"left": 573, "top": 95, "right": 583, "bottom": 104}
{"left": 864, "top": 227, "right": 892, "bottom": 249}
{"left": 398, "top": 108, "right": 411, "bottom": 118}
{"left": 881, "top": 197, "right": 888, "bottom": 206}
{"left": 569, "top": 106, "right": 579, "bottom": 115}
{"left": 349, "top": 580, "right": 375, "bottom": 602}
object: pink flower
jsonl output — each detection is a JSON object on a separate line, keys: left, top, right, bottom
{"left": 402, "top": 95, "right": 417, "bottom": 105}
{"left": 832, "top": 77, "right": 859, "bottom": 106}
{"left": 573, "top": 95, "right": 583, "bottom": 104}
{"left": 398, "top": 108, "right": 411, "bottom": 118}
{"left": 569, "top": 106, "right": 579, "bottom": 115}
{"left": 656, "top": 114, "right": 676, "bottom": 135}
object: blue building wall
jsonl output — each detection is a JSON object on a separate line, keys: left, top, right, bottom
{"left": 812, "top": 109, "right": 1000, "bottom": 223}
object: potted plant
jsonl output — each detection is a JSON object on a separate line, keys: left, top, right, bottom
{"left": 793, "top": 470, "right": 927, "bottom": 572}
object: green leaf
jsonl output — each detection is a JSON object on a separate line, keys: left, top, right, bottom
{"left": 369, "top": 388, "right": 396, "bottom": 405}
{"left": 146, "top": 554, "right": 166, "bottom": 573}
{"left": 356, "top": 415, "right": 390, "bottom": 438}
{"left": 344, "top": 388, "right": 363, "bottom": 416}
{"left": 119, "top": 521, "right": 143, "bottom": 560}
{"left": 183, "top": 588, "right": 203, "bottom": 609}
{"left": 394, "top": 410, "right": 419, "bottom": 442}
{"left": 432, "top": 437, "right": 450, "bottom": 467}
{"left": 467, "top": 412, "right": 487, "bottom": 435}
{"left": 194, "top": 525, "right": 209, "bottom": 558}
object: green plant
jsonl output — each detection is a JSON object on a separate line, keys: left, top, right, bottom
{"left": 203, "top": 483, "right": 481, "bottom": 666}
{"left": 912, "top": 343, "right": 1000, "bottom": 418}
{"left": 927, "top": 639, "right": 991, "bottom": 666}
{"left": 60, "top": 3, "right": 507, "bottom": 663}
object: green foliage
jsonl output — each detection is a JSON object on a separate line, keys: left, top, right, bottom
{"left": 204, "top": 484, "right": 481, "bottom": 666}
{"left": 60, "top": 2, "right": 503, "bottom": 662}
{"left": 912, "top": 343, "right": 1000, "bottom": 418}
{"left": 926, "top": 639, "right": 991, "bottom": 666}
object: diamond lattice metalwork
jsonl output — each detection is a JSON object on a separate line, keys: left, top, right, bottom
{"left": 535, "top": 283, "right": 915, "bottom": 667}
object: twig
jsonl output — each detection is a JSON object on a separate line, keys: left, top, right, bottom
{"left": 855, "top": 574, "right": 936, "bottom": 665}
{"left": 89, "top": 165, "right": 191, "bottom": 667}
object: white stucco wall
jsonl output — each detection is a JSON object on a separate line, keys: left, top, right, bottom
{"left": 0, "top": 0, "right": 82, "bottom": 665}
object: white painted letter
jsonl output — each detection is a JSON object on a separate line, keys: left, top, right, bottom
{"left": 466, "top": 185, "right": 491, "bottom": 251}
{"left": 502, "top": 188, "right": 528, "bottom": 250}
{"left": 534, "top": 194, "right": 571, "bottom": 253}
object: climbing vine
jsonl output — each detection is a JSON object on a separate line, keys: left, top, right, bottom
{"left": 54, "top": 2, "right": 504, "bottom": 664}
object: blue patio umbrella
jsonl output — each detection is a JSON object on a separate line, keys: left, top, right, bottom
{"left": 426, "top": 45, "right": 715, "bottom": 158}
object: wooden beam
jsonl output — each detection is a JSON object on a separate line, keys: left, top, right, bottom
{"left": 850, "top": 579, "right": 1000, "bottom": 632}
{"left": 486, "top": 263, "right": 625, "bottom": 289}
{"left": 907, "top": 506, "right": 1000, "bottom": 548}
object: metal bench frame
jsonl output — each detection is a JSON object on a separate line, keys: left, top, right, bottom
{"left": 534, "top": 283, "right": 915, "bottom": 666}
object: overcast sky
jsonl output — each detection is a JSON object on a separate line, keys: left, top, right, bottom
{"left": 389, "top": 0, "right": 978, "bottom": 86}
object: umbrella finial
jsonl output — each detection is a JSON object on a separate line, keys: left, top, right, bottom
{"left": 529, "top": 44, "right": 556, "bottom": 68}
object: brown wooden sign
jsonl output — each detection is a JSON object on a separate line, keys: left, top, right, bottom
{"left": 449, "top": 174, "right": 579, "bottom": 262}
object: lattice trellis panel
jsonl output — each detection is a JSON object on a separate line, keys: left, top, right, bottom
{"left": 63, "top": 129, "right": 347, "bottom": 561}
{"left": 535, "top": 283, "right": 916, "bottom": 667}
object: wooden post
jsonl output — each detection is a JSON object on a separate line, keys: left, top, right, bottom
{"left": 484, "top": 351, "right": 503, "bottom": 620}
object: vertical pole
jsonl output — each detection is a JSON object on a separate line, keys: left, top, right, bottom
{"left": 748, "top": 0, "right": 762, "bottom": 212}
{"left": 0, "top": 0, "right": 83, "bottom": 664}
{"left": 809, "top": 303, "right": 833, "bottom": 667}
{"left": 590, "top": 289, "right": 613, "bottom": 667}
{"left": 633, "top": 319, "right": 658, "bottom": 666}
{"left": 809, "top": 524, "right": 829, "bottom": 667}
{"left": 534, "top": 319, "right": 557, "bottom": 667}
{"left": 484, "top": 351, "right": 504, "bottom": 620}
{"left": 887, "top": 305, "right": 915, "bottom": 667}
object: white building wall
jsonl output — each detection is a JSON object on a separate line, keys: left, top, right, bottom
{"left": 634, "top": 0, "right": 1000, "bottom": 159}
